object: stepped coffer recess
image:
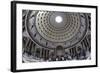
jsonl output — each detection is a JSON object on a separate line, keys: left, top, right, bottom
{"left": 22, "top": 10, "right": 91, "bottom": 62}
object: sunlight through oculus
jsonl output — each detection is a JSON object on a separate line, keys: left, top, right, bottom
{"left": 55, "top": 16, "right": 63, "bottom": 23}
